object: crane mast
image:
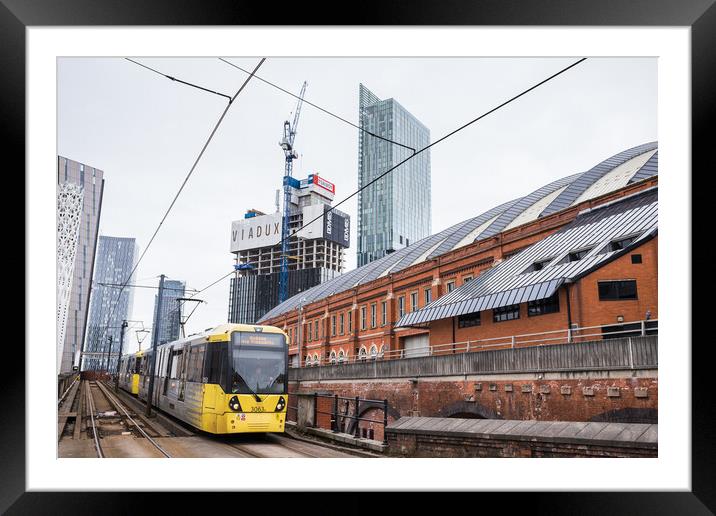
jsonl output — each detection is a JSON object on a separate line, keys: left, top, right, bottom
{"left": 278, "top": 81, "right": 307, "bottom": 304}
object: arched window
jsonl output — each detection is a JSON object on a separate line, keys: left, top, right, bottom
{"left": 329, "top": 351, "right": 337, "bottom": 364}
{"left": 313, "top": 353, "right": 319, "bottom": 366}
{"left": 379, "top": 344, "right": 385, "bottom": 358}
{"left": 305, "top": 355, "right": 312, "bottom": 367}
{"left": 370, "top": 345, "right": 378, "bottom": 360}
{"left": 338, "top": 349, "right": 345, "bottom": 363}
{"left": 358, "top": 346, "right": 368, "bottom": 361}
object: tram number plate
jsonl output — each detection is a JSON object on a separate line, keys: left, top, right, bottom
{"left": 250, "top": 407, "right": 265, "bottom": 412}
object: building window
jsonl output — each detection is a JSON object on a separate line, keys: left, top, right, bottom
{"left": 446, "top": 281, "right": 456, "bottom": 293}
{"left": 331, "top": 315, "right": 336, "bottom": 336}
{"left": 314, "top": 320, "right": 319, "bottom": 339}
{"left": 457, "top": 312, "right": 481, "bottom": 328}
{"left": 381, "top": 301, "right": 387, "bottom": 326}
{"left": 525, "top": 258, "right": 553, "bottom": 273}
{"left": 398, "top": 296, "right": 405, "bottom": 318}
{"left": 358, "top": 346, "right": 367, "bottom": 361}
{"left": 339, "top": 313, "right": 345, "bottom": 334}
{"left": 493, "top": 304, "right": 520, "bottom": 322}
{"left": 567, "top": 247, "right": 592, "bottom": 262}
{"left": 410, "top": 292, "right": 418, "bottom": 312}
{"left": 610, "top": 236, "right": 638, "bottom": 252}
{"left": 329, "top": 351, "right": 337, "bottom": 364}
{"left": 371, "top": 303, "right": 377, "bottom": 328}
{"left": 348, "top": 312, "right": 352, "bottom": 333}
{"left": 631, "top": 254, "right": 642, "bottom": 264}
{"left": 370, "top": 345, "right": 378, "bottom": 360}
{"left": 463, "top": 276, "right": 473, "bottom": 284}
{"left": 308, "top": 323, "right": 312, "bottom": 341}
{"left": 424, "top": 288, "right": 432, "bottom": 305}
{"left": 598, "top": 280, "right": 638, "bottom": 300}
{"left": 361, "top": 306, "right": 367, "bottom": 330}
{"left": 528, "top": 293, "right": 560, "bottom": 316}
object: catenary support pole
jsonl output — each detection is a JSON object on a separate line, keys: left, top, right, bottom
{"left": 145, "top": 274, "right": 165, "bottom": 417}
{"left": 115, "top": 320, "right": 128, "bottom": 390}
{"left": 105, "top": 336, "right": 113, "bottom": 375}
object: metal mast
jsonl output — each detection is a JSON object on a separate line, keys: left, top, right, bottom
{"left": 278, "top": 81, "right": 307, "bottom": 303}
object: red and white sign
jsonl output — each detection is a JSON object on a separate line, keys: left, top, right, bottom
{"left": 312, "top": 174, "right": 335, "bottom": 194}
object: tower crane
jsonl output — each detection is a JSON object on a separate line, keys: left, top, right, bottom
{"left": 278, "top": 81, "right": 307, "bottom": 303}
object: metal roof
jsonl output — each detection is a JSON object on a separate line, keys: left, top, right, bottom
{"left": 396, "top": 188, "right": 657, "bottom": 327}
{"left": 259, "top": 143, "right": 658, "bottom": 323}
{"left": 538, "top": 142, "right": 658, "bottom": 217}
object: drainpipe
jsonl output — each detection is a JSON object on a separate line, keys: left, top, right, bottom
{"left": 565, "top": 283, "right": 573, "bottom": 342}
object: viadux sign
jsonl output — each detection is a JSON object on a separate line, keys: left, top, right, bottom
{"left": 230, "top": 212, "right": 282, "bottom": 252}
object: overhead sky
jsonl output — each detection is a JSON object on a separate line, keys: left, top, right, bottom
{"left": 57, "top": 56, "right": 656, "bottom": 352}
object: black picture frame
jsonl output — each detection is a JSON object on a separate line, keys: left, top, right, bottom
{"left": 4, "top": 0, "right": 712, "bottom": 513}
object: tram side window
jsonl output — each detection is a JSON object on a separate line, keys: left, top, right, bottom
{"left": 170, "top": 349, "right": 183, "bottom": 379}
{"left": 134, "top": 357, "right": 142, "bottom": 374}
{"left": 204, "top": 342, "right": 229, "bottom": 389}
{"left": 187, "top": 344, "right": 206, "bottom": 383}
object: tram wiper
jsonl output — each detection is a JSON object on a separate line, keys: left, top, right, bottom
{"left": 232, "top": 372, "right": 262, "bottom": 403}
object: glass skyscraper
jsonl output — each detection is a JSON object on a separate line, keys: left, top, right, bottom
{"left": 84, "top": 236, "right": 137, "bottom": 371}
{"left": 57, "top": 156, "right": 104, "bottom": 373}
{"left": 153, "top": 279, "right": 185, "bottom": 344}
{"left": 357, "top": 84, "right": 431, "bottom": 267}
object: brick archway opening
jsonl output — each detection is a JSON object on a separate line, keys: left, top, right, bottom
{"left": 342, "top": 402, "right": 400, "bottom": 442}
{"left": 440, "top": 400, "right": 500, "bottom": 420}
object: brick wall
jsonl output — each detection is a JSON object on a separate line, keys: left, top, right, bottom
{"left": 269, "top": 179, "right": 658, "bottom": 364}
{"left": 291, "top": 373, "right": 657, "bottom": 424}
{"left": 388, "top": 430, "right": 657, "bottom": 458}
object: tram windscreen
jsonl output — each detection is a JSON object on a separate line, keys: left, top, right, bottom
{"left": 230, "top": 331, "right": 287, "bottom": 394}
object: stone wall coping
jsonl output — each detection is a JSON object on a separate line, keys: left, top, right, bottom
{"left": 387, "top": 417, "right": 657, "bottom": 449}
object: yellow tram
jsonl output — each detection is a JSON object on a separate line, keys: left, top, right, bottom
{"left": 118, "top": 349, "right": 145, "bottom": 394}
{"left": 118, "top": 323, "right": 288, "bottom": 434}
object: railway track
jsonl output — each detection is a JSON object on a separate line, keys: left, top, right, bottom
{"left": 59, "top": 380, "right": 173, "bottom": 458}
{"left": 59, "top": 381, "right": 368, "bottom": 458}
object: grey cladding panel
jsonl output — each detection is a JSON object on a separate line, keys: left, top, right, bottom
{"left": 629, "top": 151, "right": 658, "bottom": 183}
{"left": 479, "top": 173, "right": 581, "bottom": 239}
{"left": 427, "top": 200, "right": 518, "bottom": 259}
{"left": 539, "top": 142, "right": 657, "bottom": 217}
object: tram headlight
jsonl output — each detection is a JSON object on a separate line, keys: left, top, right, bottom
{"left": 229, "top": 396, "right": 242, "bottom": 412}
{"left": 275, "top": 396, "right": 286, "bottom": 412}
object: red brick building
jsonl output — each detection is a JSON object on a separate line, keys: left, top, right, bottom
{"left": 259, "top": 142, "right": 658, "bottom": 366}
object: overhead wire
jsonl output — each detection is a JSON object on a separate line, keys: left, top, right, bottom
{"left": 93, "top": 57, "right": 266, "bottom": 354}
{"left": 126, "top": 58, "right": 233, "bottom": 102}
{"left": 218, "top": 57, "right": 416, "bottom": 154}
{"left": 176, "top": 57, "right": 589, "bottom": 306}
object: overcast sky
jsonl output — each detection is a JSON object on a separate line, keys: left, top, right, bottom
{"left": 58, "top": 57, "right": 656, "bottom": 352}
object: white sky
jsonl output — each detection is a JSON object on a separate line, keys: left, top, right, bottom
{"left": 58, "top": 57, "right": 656, "bottom": 352}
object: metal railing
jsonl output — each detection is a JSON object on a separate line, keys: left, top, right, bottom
{"left": 319, "top": 393, "right": 389, "bottom": 445}
{"left": 288, "top": 393, "right": 389, "bottom": 445}
{"left": 290, "top": 318, "right": 657, "bottom": 367}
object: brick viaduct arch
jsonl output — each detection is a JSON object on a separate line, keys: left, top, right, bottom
{"left": 438, "top": 400, "right": 501, "bottom": 420}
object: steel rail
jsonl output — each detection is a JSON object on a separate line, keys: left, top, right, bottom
{"left": 95, "top": 381, "right": 172, "bottom": 458}
{"left": 86, "top": 381, "right": 104, "bottom": 458}
{"left": 58, "top": 374, "right": 79, "bottom": 406}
